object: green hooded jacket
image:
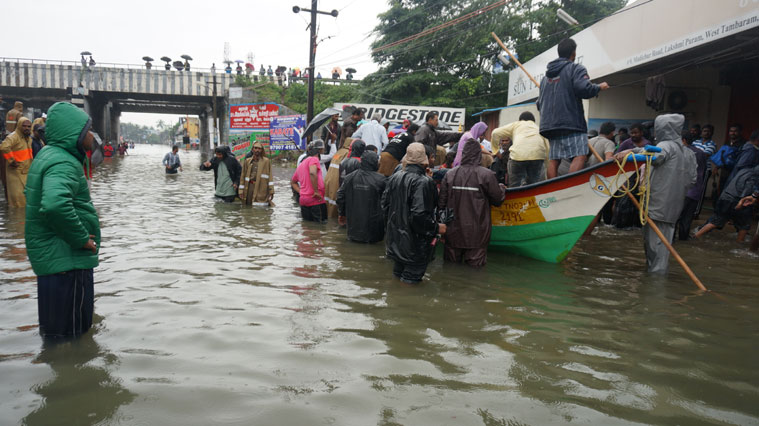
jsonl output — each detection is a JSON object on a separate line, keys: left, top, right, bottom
{"left": 24, "top": 102, "right": 100, "bottom": 276}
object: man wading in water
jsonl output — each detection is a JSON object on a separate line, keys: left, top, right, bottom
{"left": 238, "top": 141, "right": 274, "bottom": 206}
{"left": 200, "top": 146, "right": 242, "bottom": 202}
{"left": 382, "top": 142, "right": 447, "bottom": 283}
{"left": 162, "top": 145, "right": 183, "bottom": 174}
{"left": 25, "top": 102, "right": 102, "bottom": 338}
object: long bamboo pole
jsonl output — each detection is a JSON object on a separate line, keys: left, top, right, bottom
{"left": 490, "top": 32, "right": 707, "bottom": 292}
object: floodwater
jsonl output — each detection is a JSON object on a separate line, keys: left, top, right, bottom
{"left": 1, "top": 145, "right": 758, "bottom": 426}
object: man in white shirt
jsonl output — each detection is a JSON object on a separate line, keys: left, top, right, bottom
{"left": 352, "top": 113, "right": 388, "bottom": 152}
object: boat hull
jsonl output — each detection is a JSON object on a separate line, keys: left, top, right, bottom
{"left": 489, "top": 160, "right": 637, "bottom": 263}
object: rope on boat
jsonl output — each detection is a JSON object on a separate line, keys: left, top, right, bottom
{"left": 608, "top": 151, "right": 656, "bottom": 226}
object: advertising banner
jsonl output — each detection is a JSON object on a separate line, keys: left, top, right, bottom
{"left": 334, "top": 103, "right": 465, "bottom": 128}
{"left": 269, "top": 115, "right": 307, "bottom": 150}
{"left": 507, "top": 0, "right": 759, "bottom": 105}
{"left": 230, "top": 131, "right": 270, "bottom": 161}
{"left": 230, "top": 103, "right": 280, "bottom": 129}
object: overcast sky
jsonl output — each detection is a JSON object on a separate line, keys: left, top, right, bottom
{"left": 4, "top": 0, "right": 388, "bottom": 127}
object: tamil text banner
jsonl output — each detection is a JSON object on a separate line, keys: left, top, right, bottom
{"left": 230, "top": 103, "right": 280, "bottom": 129}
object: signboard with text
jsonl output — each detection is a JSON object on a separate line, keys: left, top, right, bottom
{"left": 507, "top": 0, "right": 759, "bottom": 105}
{"left": 229, "top": 103, "right": 280, "bottom": 129}
{"left": 269, "top": 115, "right": 307, "bottom": 150}
{"left": 334, "top": 103, "right": 465, "bottom": 128}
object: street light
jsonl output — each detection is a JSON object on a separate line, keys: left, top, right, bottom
{"left": 557, "top": 8, "right": 579, "bottom": 26}
{"left": 293, "top": 2, "right": 339, "bottom": 128}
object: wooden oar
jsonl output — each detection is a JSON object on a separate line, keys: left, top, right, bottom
{"left": 490, "top": 32, "right": 707, "bottom": 292}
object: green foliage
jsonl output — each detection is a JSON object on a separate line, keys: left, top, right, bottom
{"left": 234, "top": 78, "right": 362, "bottom": 115}
{"left": 360, "top": 0, "right": 626, "bottom": 120}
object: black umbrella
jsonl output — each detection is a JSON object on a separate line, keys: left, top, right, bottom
{"left": 302, "top": 107, "right": 343, "bottom": 140}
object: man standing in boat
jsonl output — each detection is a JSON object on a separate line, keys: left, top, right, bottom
{"left": 537, "top": 38, "right": 609, "bottom": 179}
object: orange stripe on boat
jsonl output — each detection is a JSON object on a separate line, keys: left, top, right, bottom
{"left": 491, "top": 195, "right": 546, "bottom": 226}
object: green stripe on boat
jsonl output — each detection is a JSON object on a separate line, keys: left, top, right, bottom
{"left": 489, "top": 216, "right": 595, "bottom": 263}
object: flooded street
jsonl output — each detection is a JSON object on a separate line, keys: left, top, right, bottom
{"left": 1, "top": 145, "right": 758, "bottom": 426}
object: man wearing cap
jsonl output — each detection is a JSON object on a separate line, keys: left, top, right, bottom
{"left": 31, "top": 123, "right": 46, "bottom": 158}
{"left": 239, "top": 141, "right": 274, "bottom": 206}
{"left": 25, "top": 102, "right": 101, "bottom": 338}
{"left": 5, "top": 101, "right": 23, "bottom": 133}
{"left": 1, "top": 116, "right": 33, "bottom": 207}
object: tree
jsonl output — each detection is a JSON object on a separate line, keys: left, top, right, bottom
{"left": 360, "top": 0, "right": 626, "bottom": 119}
{"left": 233, "top": 78, "right": 361, "bottom": 115}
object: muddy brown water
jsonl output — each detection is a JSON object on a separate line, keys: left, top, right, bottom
{"left": 1, "top": 145, "right": 757, "bottom": 426}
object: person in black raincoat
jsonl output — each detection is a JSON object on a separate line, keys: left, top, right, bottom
{"left": 200, "top": 146, "right": 242, "bottom": 202}
{"left": 381, "top": 142, "right": 446, "bottom": 284}
{"left": 339, "top": 139, "right": 366, "bottom": 186}
{"left": 439, "top": 139, "right": 505, "bottom": 267}
{"left": 336, "top": 151, "right": 387, "bottom": 243}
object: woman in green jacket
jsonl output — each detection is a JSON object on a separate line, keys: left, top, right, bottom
{"left": 25, "top": 102, "right": 100, "bottom": 338}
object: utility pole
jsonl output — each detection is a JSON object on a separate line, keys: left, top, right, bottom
{"left": 293, "top": 2, "right": 338, "bottom": 127}
{"left": 212, "top": 71, "right": 218, "bottom": 148}
{"left": 307, "top": 0, "right": 317, "bottom": 125}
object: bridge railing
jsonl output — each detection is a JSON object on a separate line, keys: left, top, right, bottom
{"left": 0, "top": 57, "right": 217, "bottom": 73}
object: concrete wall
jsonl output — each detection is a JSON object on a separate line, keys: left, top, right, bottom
{"left": 589, "top": 66, "right": 732, "bottom": 142}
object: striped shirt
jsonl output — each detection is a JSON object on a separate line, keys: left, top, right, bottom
{"left": 692, "top": 139, "right": 716, "bottom": 170}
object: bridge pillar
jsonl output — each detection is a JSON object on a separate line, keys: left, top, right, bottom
{"left": 84, "top": 96, "right": 108, "bottom": 140}
{"left": 199, "top": 109, "right": 211, "bottom": 158}
{"left": 109, "top": 106, "right": 120, "bottom": 144}
{"left": 218, "top": 101, "right": 228, "bottom": 147}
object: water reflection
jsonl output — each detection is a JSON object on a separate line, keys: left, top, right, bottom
{"left": 23, "top": 318, "right": 135, "bottom": 426}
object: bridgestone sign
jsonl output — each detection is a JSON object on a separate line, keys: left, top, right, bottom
{"left": 334, "top": 103, "right": 465, "bottom": 128}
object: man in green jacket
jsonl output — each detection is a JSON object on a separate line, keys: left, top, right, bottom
{"left": 25, "top": 102, "right": 100, "bottom": 338}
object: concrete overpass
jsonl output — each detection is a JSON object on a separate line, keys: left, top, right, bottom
{"left": 1, "top": 59, "right": 235, "bottom": 153}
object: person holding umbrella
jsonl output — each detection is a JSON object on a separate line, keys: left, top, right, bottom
{"left": 320, "top": 113, "right": 341, "bottom": 149}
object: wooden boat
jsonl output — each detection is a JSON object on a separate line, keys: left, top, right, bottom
{"left": 489, "top": 160, "right": 637, "bottom": 263}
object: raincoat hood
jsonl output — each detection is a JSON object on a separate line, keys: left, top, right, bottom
{"left": 215, "top": 146, "right": 232, "bottom": 158}
{"left": 546, "top": 58, "right": 572, "bottom": 78}
{"left": 246, "top": 141, "right": 265, "bottom": 158}
{"left": 454, "top": 122, "right": 488, "bottom": 166}
{"left": 469, "top": 122, "right": 488, "bottom": 141}
{"left": 461, "top": 138, "right": 482, "bottom": 166}
{"left": 654, "top": 113, "right": 685, "bottom": 144}
{"left": 349, "top": 139, "right": 366, "bottom": 158}
{"left": 44, "top": 102, "right": 91, "bottom": 161}
{"left": 359, "top": 151, "right": 379, "bottom": 171}
{"left": 402, "top": 142, "right": 429, "bottom": 168}
{"left": 13, "top": 117, "right": 32, "bottom": 141}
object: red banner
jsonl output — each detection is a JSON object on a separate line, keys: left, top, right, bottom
{"left": 229, "top": 103, "right": 280, "bottom": 129}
